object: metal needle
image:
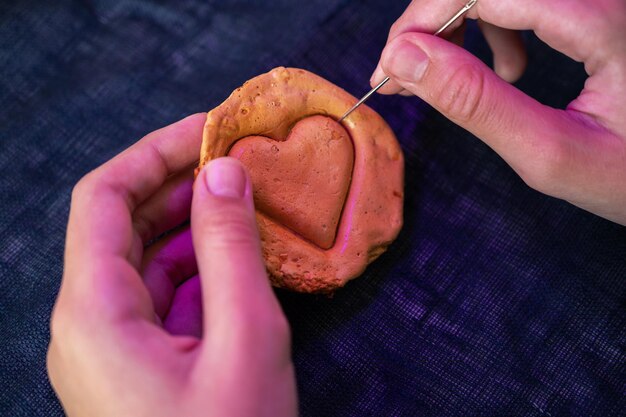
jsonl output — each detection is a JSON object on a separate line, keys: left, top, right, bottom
{"left": 338, "top": 0, "right": 478, "bottom": 122}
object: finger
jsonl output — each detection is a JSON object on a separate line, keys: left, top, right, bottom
{"left": 369, "top": 68, "right": 416, "bottom": 96}
{"left": 370, "top": 63, "right": 404, "bottom": 95}
{"left": 163, "top": 275, "right": 203, "bottom": 338}
{"left": 191, "top": 157, "right": 287, "bottom": 349}
{"left": 380, "top": 33, "right": 608, "bottom": 196}
{"left": 381, "top": 23, "right": 464, "bottom": 96}
{"left": 475, "top": 0, "right": 616, "bottom": 65}
{"left": 478, "top": 21, "right": 527, "bottom": 83}
{"left": 61, "top": 113, "right": 205, "bottom": 323}
{"left": 371, "top": 0, "right": 475, "bottom": 89}
{"left": 389, "top": 0, "right": 473, "bottom": 41}
{"left": 375, "top": 0, "right": 610, "bottom": 78}
{"left": 67, "top": 113, "right": 205, "bottom": 263}
{"left": 370, "top": 0, "right": 471, "bottom": 94}
{"left": 133, "top": 168, "right": 195, "bottom": 245}
{"left": 141, "top": 227, "right": 197, "bottom": 320}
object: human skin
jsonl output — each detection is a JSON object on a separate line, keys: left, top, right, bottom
{"left": 46, "top": 1, "right": 625, "bottom": 414}
{"left": 47, "top": 114, "right": 297, "bottom": 417}
{"left": 372, "top": 0, "right": 626, "bottom": 225}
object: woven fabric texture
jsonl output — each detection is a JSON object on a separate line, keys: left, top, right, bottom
{"left": 0, "top": 1, "right": 624, "bottom": 416}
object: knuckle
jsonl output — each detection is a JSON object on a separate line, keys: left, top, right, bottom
{"left": 70, "top": 176, "right": 89, "bottom": 203}
{"left": 389, "top": 20, "right": 402, "bottom": 38}
{"left": 200, "top": 203, "right": 258, "bottom": 249}
{"left": 239, "top": 308, "right": 292, "bottom": 348}
{"left": 436, "top": 63, "right": 487, "bottom": 124}
{"left": 49, "top": 305, "right": 66, "bottom": 340}
{"left": 520, "top": 139, "right": 568, "bottom": 195}
{"left": 49, "top": 302, "right": 78, "bottom": 343}
{"left": 70, "top": 170, "right": 102, "bottom": 204}
{"left": 46, "top": 341, "right": 64, "bottom": 392}
{"left": 47, "top": 307, "right": 67, "bottom": 385}
{"left": 45, "top": 341, "right": 58, "bottom": 378}
{"left": 50, "top": 291, "right": 100, "bottom": 342}
{"left": 47, "top": 300, "right": 95, "bottom": 386}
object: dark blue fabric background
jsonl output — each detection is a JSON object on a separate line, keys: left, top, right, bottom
{"left": 1, "top": 1, "right": 625, "bottom": 416}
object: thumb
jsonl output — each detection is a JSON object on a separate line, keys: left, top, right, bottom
{"left": 191, "top": 157, "right": 283, "bottom": 342}
{"left": 380, "top": 32, "right": 588, "bottom": 191}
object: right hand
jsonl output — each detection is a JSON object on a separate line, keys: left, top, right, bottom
{"left": 372, "top": 0, "right": 626, "bottom": 225}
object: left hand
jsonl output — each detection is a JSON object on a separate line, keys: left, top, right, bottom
{"left": 47, "top": 114, "right": 297, "bottom": 417}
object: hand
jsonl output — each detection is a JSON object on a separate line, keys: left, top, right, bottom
{"left": 372, "top": 0, "right": 626, "bottom": 225}
{"left": 47, "top": 114, "right": 297, "bottom": 417}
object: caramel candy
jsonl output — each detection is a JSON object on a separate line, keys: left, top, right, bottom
{"left": 199, "top": 67, "right": 404, "bottom": 293}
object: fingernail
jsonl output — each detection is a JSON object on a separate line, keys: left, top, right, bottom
{"left": 386, "top": 41, "right": 429, "bottom": 82}
{"left": 204, "top": 158, "right": 247, "bottom": 198}
{"left": 370, "top": 63, "right": 384, "bottom": 85}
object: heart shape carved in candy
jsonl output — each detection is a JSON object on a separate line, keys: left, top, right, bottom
{"left": 198, "top": 67, "right": 404, "bottom": 293}
{"left": 229, "top": 116, "right": 353, "bottom": 250}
